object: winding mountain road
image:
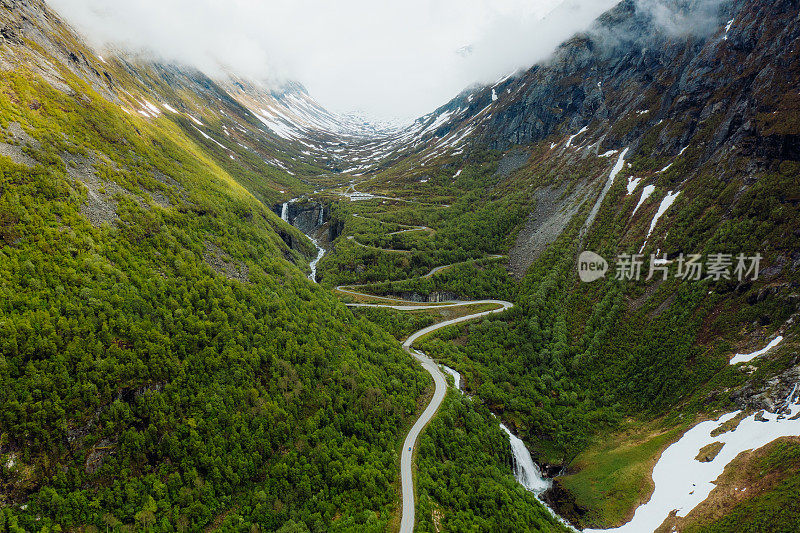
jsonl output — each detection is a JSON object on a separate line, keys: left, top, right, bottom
{"left": 292, "top": 200, "right": 515, "bottom": 531}
{"left": 340, "top": 283, "right": 512, "bottom": 532}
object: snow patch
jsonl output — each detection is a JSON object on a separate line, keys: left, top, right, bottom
{"left": 565, "top": 126, "right": 589, "bottom": 148}
{"left": 730, "top": 336, "right": 784, "bottom": 365}
{"left": 626, "top": 177, "right": 642, "bottom": 195}
{"left": 646, "top": 191, "right": 680, "bottom": 238}
{"left": 640, "top": 190, "right": 680, "bottom": 253}
{"left": 631, "top": 184, "right": 655, "bottom": 217}
{"left": 585, "top": 399, "right": 800, "bottom": 533}
{"left": 656, "top": 163, "right": 673, "bottom": 174}
{"left": 579, "top": 148, "right": 629, "bottom": 240}
{"left": 724, "top": 19, "right": 734, "bottom": 40}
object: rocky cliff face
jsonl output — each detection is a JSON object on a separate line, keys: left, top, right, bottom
{"left": 479, "top": 0, "right": 799, "bottom": 162}
{"left": 400, "top": 0, "right": 799, "bottom": 172}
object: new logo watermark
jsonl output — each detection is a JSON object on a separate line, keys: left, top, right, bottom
{"left": 578, "top": 252, "right": 762, "bottom": 282}
{"left": 578, "top": 251, "right": 609, "bottom": 282}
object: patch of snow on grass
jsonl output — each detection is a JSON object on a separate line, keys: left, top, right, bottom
{"left": 626, "top": 177, "right": 642, "bottom": 195}
{"left": 639, "top": 190, "right": 679, "bottom": 253}
{"left": 730, "top": 336, "right": 784, "bottom": 365}
{"left": 256, "top": 111, "right": 297, "bottom": 140}
{"left": 142, "top": 100, "right": 161, "bottom": 116}
{"left": 585, "top": 399, "right": 800, "bottom": 533}
{"left": 645, "top": 190, "right": 680, "bottom": 239}
{"left": 565, "top": 126, "right": 589, "bottom": 148}
{"left": 579, "top": 148, "right": 629, "bottom": 240}
{"left": 632, "top": 184, "right": 655, "bottom": 217}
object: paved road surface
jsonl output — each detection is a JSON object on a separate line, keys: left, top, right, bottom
{"left": 331, "top": 220, "right": 513, "bottom": 531}
{"left": 345, "top": 293, "right": 513, "bottom": 532}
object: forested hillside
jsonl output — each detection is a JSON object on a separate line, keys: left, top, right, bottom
{"left": 2, "top": 0, "right": 800, "bottom": 531}
{"left": 0, "top": 3, "right": 430, "bottom": 531}
{"left": 312, "top": 0, "right": 800, "bottom": 529}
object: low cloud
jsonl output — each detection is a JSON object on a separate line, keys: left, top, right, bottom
{"left": 49, "top": 0, "right": 625, "bottom": 119}
{"left": 636, "top": 0, "right": 728, "bottom": 36}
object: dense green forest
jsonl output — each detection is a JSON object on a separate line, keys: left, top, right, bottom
{"left": 0, "top": 71, "right": 429, "bottom": 532}
{"left": 409, "top": 146, "right": 800, "bottom": 462}
{"left": 3, "top": 0, "right": 800, "bottom": 528}
{"left": 315, "top": 124, "right": 800, "bottom": 528}
{"left": 316, "top": 163, "right": 530, "bottom": 287}
{"left": 415, "top": 392, "right": 568, "bottom": 532}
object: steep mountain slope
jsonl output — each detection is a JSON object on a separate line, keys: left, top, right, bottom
{"left": 314, "top": 0, "right": 800, "bottom": 529}
{"left": 0, "top": 2, "right": 433, "bottom": 532}
{"left": 2, "top": 0, "right": 800, "bottom": 531}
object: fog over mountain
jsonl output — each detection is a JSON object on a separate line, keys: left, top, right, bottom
{"left": 48, "top": 0, "right": 620, "bottom": 119}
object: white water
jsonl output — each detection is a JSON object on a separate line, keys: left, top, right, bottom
{"left": 500, "top": 424, "right": 580, "bottom": 532}
{"left": 308, "top": 237, "right": 325, "bottom": 282}
{"left": 499, "top": 424, "right": 551, "bottom": 494}
{"left": 282, "top": 200, "right": 326, "bottom": 282}
{"left": 442, "top": 365, "right": 461, "bottom": 391}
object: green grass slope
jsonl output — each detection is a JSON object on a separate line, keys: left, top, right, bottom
{"left": 0, "top": 63, "right": 428, "bottom": 532}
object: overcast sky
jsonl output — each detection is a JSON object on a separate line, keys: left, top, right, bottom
{"left": 48, "top": 0, "right": 620, "bottom": 119}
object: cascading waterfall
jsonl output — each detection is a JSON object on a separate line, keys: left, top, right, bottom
{"left": 499, "top": 424, "right": 551, "bottom": 494}
{"left": 441, "top": 366, "right": 461, "bottom": 391}
{"left": 499, "top": 424, "right": 579, "bottom": 531}
{"left": 308, "top": 238, "right": 325, "bottom": 283}
{"left": 281, "top": 199, "right": 326, "bottom": 283}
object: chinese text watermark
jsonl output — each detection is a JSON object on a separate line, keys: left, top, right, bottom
{"left": 578, "top": 252, "right": 762, "bottom": 283}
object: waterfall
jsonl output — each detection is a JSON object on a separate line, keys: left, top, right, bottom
{"left": 281, "top": 202, "right": 289, "bottom": 222}
{"left": 317, "top": 206, "right": 324, "bottom": 227}
{"left": 308, "top": 238, "right": 325, "bottom": 283}
{"left": 499, "top": 424, "right": 579, "bottom": 531}
{"left": 441, "top": 366, "right": 461, "bottom": 391}
{"left": 499, "top": 424, "right": 551, "bottom": 494}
